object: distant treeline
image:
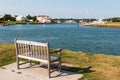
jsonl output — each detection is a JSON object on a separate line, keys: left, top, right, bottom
{"left": 0, "top": 14, "right": 16, "bottom": 22}
{"left": 0, "top": 14, "right": 37, "bottom": 22}
{"left": 52, "top": 18, "right": 97, "bottom": 23}
{"left": 1, "top": 14, "right": 120, "bottom": 23}
{"left": 103, "top": 17, "right": 120, "bottom": 22}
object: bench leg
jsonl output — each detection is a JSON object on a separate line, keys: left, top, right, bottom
{"left": 58, "top": 61, "right": 61, "bottom": 72}
{"left": 16, "top": 57, "right": 20, "bottom": 69}
{"left": 30, "top": 60, "right": 32, "bottom": 67}
{"left": 48, "top": 62, "right": 51, "bottom": 78}
{"left": 58, "top": 57, "right": 61, "bottom": 72}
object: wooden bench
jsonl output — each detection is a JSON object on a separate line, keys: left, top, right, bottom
{"left": 14, "top": 39, "right": 62, "bottom": 78}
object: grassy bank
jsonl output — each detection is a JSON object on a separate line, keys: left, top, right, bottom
{"left": 0, "top": 43, "right": 15, "bottom": 66}
{"left": 89, "top": 22, "right": 120, "bottom": 28}
{"left": 62, "top": 50, "right": 120, "bottom": 80}
{"left": 0, "top": 21, "right": 41, "bottom": 25}
{"left": 0, "top": 21, "right": 54, "bottom": 26}
{"left": 0, "top": 43, "right": 120, "bottom": 80}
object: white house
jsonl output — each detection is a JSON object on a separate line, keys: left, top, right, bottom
{"left": 91, "top": 19, "right": 105, "bottom": 24}
{"left": 37, "top": 14, "right": 51, "bottom": 23}
{"left": 15, "top": 15, "right": 25, "bottom": 21}
{"left": 65, "top": 20, "right": 76, "bottom": 23}
{"left": 0, "top": 14, "right": 5, "bottom": 18}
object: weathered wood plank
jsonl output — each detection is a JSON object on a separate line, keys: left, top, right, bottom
{"left": 18, "top": 55, "right": 48, "bottom": 63}
{"left": 16, "top": 40, "right": 47, "bottom": 47}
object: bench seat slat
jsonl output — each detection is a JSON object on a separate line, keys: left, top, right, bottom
{"left": 18, "top": 53, "right": 59, "bottom": 63}
{"left": 18, "top": 55, "right": 48, "bottom": 63}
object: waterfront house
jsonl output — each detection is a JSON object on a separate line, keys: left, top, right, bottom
{"left": 91, "top": 19, "right": 105, "bottom": 24}
{"left": 0, "top": 14, "right": 5, "bottom": 18}
{"left": 56, "top": 20, "right": 61, "bottom": 24}
{"left": 37, "top": 14, "right": 51, "bottom": 23}
{"left": 15, "top": 15, "right": 26, "bottom": 21}
{"left": 28, "top": 19, "right": 33, "bottom": 22}
{"left": 65, "top": 20, "right": 76, "bottom": 23}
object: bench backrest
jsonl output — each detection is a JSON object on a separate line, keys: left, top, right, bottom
{"left": 15, "top": 39, "right": 50, "bottom": 60}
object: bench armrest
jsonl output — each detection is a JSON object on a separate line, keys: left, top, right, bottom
{"left": 50, "top": 48, "right": 62, "bottom": 54}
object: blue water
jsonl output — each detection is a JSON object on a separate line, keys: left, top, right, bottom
{"left": 0, "top": 23, "right": 120, "bottom": 55}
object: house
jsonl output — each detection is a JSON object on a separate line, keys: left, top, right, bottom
{"left": 0, "top": 14, "right": 4, "bottom": 18}
{"left": 91, "top": 19, "right": 105, "bottom": 24}
{"left": 55, "top": 20, "right": 61, "bottom": 24}
{"left": 65, "top": 20, "right": 76, "bottom": 23}
{"left": 15, "top": 15, "right": 26, "bottom": 21}
{"left": 27, "top": 19, "right": 33, "bottom": 22}
{"left": 37, "top": 14, "right": 51, "bottom": 23}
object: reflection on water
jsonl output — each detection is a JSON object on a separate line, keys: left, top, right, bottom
{"left": 0, "top": 23, "right": 120, "bottom": 55}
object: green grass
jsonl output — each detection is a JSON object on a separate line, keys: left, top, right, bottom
{"left": 1, "top": 21, "right": 41, "bottom": 25}
{"left": 0, "top": 21, "right": 53, "bottom": 25}
{"left": 0, "top": 43, "right": 120, "bottom": 80}
{"left": 62, "top": 50, "right": 120, "bottom": 80}
{"left": 106, "top": 22, "right": 120, "bottom": 24}
{"left": 0, "top": 43, "right": 16, "bottom": 66}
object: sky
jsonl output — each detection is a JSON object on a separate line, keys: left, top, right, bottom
{"left": 0, "top": 0, "right": 120, "bottom": 19}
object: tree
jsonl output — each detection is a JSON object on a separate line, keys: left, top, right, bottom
{"left": 103, "top": 17, "right": 120, "bottom": 22}
{"left": 26, "top": 14, "right": 32, "bottom": 20}
{"left": 32, "top": 16, "right": 37, "bottom": 22}
{"left": 3, "top": 14, "right": 15, "bottom": 21}
{"left": 112, "top": 17, "right": 120, "bottom": 22}
{"left": 26, "top": 14, "right": 37, "bottom": 22}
